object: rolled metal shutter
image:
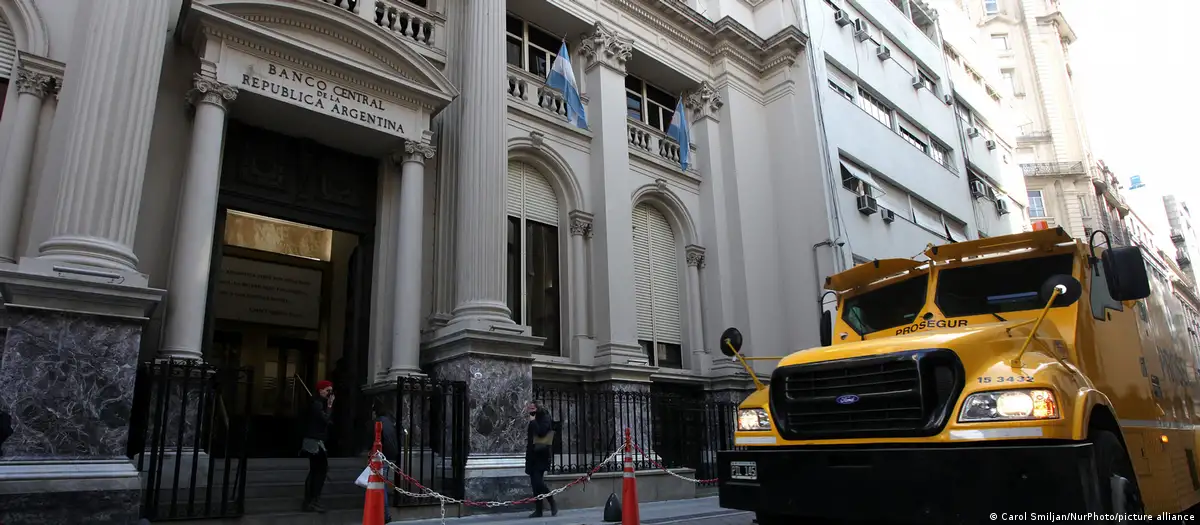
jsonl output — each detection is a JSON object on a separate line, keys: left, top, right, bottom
{"left": 647, "top": 206, "right": 681, "bottom": 344}
{"left": 506, "top": 160, "right": 559, "bottom": 225}
{"left": 632, "top": 203, "right": 655, "bottom": 341}
{"left": 0, "top": 14, "right": 15, "bottom": 79}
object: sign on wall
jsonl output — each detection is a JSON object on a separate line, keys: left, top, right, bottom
{"left": 216, "top": 45, "right": 419, "bottom": 140}
{"left": 214, "top": 256, "right": 323, "bottom": 330}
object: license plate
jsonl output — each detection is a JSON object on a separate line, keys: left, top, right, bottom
{"left": 730, "top": 461, "right": 757, "bottom": 480}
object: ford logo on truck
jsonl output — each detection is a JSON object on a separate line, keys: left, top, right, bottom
{"left": 835, "top": 394, "right": 860, "bottom": 405}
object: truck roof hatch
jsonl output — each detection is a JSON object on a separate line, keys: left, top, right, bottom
{"left": 923, "top": 227, "right": 1074, "bottom": 263}
{"left": 825, "top": 258, "right": 925, "bottom": 293}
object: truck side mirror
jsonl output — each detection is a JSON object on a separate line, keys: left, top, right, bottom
{"left": 1102, "top": 246, "right": 1152, "bottom": 301}
{"left": 1039, "top": 274, "right": 1082, "bottom": 307}
{"left": 819, "top": 310, "right": 832, "bottom": 347}
{"left": 719, "top": 327, "right": 743, "bottom": 357}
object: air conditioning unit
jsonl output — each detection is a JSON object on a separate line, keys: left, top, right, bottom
{"left": 995, "top": 198, "right": 1010, "bottom": 215}
{"left": 876, "top": 44, "right": 891, "bottom": 60}
{"left": 834, "top": 8, "right": 851, "bottom": 26}
{"left": 942, "top": 94, "right": 953, "bottom": 105}
{"left": 853, "top": 19, "right": 870, "bottom": 41}
{"left": 857, "top": 194, "right": 878, "bottom": 215}
{"left": 881, "top": 208, "right": 896, "bottom": 223}
{"left": 911, "top": 76, "right": 924, "bottom": 89}
{"left": 967, "top": 127, "right": 980, "bottom": 138}
{"left": 970, "top": 180, "right": 987, "bottom": 198}
{"left": 985, "top": 139, "right": 997, "bottom": 150}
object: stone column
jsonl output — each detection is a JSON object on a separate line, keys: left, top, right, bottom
{"left": 446, "top": 0, "right": 512, "bottom": 327}
{"left": 580, "top": 22, "right": 644, "bottom": 365}
{"left": 424, "top": 0, "right": 543, "bottom": 508}
{"left": 34, "top": 0, "right": 173, "bottom": 277}
{"left": 160, "top": 75, "right": 238, "bottom": 361}
{"left": 685, "top": 245, "right": 707, "bottom": 373}
{"left": 389, "top": 134, "right": 436, "bottom": 378}
{"left": 689, "top": 82, "right": 743, "bottom": 377}
{"left": 568, "top": 211, "right": 593, "bottom": 344}
{"left": 0, "top": 68, "right": 53, "bottom": 264}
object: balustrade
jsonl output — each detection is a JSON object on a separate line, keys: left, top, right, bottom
{"left": 505, "top": 66, "right": 570, "bottom": 120}
{"left": 627, "top": 118, "right": 688, "bottom": 169}
{"left": 311, "top": 0, "right": 443, "bottom": 50}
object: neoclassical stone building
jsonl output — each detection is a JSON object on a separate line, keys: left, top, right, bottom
{"left": 0, "top": 0, "right": 853, "bottom": 520}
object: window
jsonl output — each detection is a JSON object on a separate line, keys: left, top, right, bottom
{"left": 1001, "top": 69, "right": 1016, "bottom": 96}
{"left": 1078, "top": 195, "right": 1091, "bottom": 218}
{"left": 827, "top": 63, "right": 856, "bottom": 101}
{"left": 625, "top": 76, "right": 678, "bottom": 133}
{"left": 932, "top": 143, "right": 949, "bottom": 167}
{"left": 633, "top": 203, "right": 683, "bottom": 368}
{"left": 856, "top": 87, "right": 892, "bottom": 128}
{"left": 1027, "top": 190, "right": 1046, "bottom": 217}
{"left": 900, "top": 127, "right": 930, "bottom": 154}
{"left": 935, "top": 254, "right": 1075, "bottom": 317}
{"left": 842, "top": 274, "right": 929, "bottom": 335}
{"left": 506, "top": 14, "right": 563, "bottom": 78}
{"left": 983, "top": 0, "right": 998, "bottom": 15}
{"left": 507, "top": 161, "right": 562, "bottom": 355}
{"left": 991, "top": 34, "right": 1010, "bottom": 51}
{"left": 918, "top": 70, "right": 938, "bottom": 93}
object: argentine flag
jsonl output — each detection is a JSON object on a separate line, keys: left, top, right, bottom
{"left": 666, "top": 98, "right": 690, "bottom": 171}
{"left": 546, "top": 42, "right": 588, "bottom": 130}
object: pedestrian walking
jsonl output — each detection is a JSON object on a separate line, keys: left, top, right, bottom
{"left": 301, "top": 379, "right": 334, "bottom": 513}
{"left": 372, "top": 400, "right": 401, "bottom": 523}
{"left": 524, "top": 401, "right": 557, "bottom": 518}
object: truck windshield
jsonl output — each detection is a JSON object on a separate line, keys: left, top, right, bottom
{"left": 841, "top": 274, "right": 928, "bottom": 335}
{"left": 935, "top": 253, "right": 1075, "bottom": 317}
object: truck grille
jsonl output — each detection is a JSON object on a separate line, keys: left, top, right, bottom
{"left": 769, "top": 349, "right": 963, "bottom": 440}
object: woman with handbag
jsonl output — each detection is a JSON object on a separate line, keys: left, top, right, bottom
{"left": 524, "top": 401, "right": 557, "bottom": 518}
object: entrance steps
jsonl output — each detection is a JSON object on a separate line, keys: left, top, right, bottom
{"left": 240, "top": 457, "right": 369, "bottom": 514}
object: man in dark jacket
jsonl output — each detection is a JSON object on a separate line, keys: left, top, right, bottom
{"left": 372, "top": 400, "right": 401, "bottom": 523}
{"left": 301, "top": 380, "right": 334, "bottom": 513}
{"left": 525, "top": 401, "right": 557, "bottom": 517}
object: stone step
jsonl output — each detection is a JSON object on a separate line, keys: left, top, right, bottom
{"left": 246, "top": 493, "right": 364, "bottom": 514}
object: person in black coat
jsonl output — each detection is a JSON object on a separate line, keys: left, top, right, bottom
{"left": 372, "top": 400, "right": 401, "bottom": 523}
{"left": 524, "top": 401, "right": 557, "bottom": 518}
{"left": 301, "top": 380, "right": 334, "bottom": 513}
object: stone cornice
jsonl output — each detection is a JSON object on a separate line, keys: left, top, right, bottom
{"left": 604, "top": 0, "right": 808, "bottom": 77}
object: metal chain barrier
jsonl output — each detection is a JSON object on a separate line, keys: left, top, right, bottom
{"left": 363, "top": 432, "right": 718, "bottom": 525}
{"left": 629, "top": 441, "right": 718, "bottom": 485}
{"left": 370, "top": 446, "right": 625, "bottom": 525}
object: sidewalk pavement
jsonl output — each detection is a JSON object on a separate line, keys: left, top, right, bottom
{"left": 390, "top": 496, "right": 751, "bottom": 525}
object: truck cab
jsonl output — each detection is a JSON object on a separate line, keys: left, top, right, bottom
{"left": 716, "top": 228, "right": 1172, "bottom": 524}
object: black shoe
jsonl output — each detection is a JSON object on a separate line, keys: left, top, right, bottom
{"left": 528, "top": 510, "right": 543, "bottom": 518}
{"left": 549, "top": 497, "right": 558, "bottom": 517}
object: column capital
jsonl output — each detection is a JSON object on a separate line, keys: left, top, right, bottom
{"left": 187, "top": 73, "right": 237, "bottom": 110}
{"left": 395, "top": 131, "right": 437, "bottom": 165}
{"left": 579, "top": 22, "right": 633, "bottom": 74}
{"left": 15, "top": 67, "right": 53, "bottom": 98}
{"left": 685, "top": 244, "right": 706, "bottom": 268}
{"left": 686, "top": 81, "right": 723, "bottom": 122}
{"left": 569, "top": 210, "right": 594, "bottom": 237}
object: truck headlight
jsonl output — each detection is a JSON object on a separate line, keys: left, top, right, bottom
{"left": 959, "top": 388, "right": 1059, "bottom": 422}
{"left": 737, "top": 408, "right": 772, "bottom": 431}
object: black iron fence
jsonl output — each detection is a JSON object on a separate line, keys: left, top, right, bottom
{"left": 127, "top": 360, "right": 253, "bottom": 520}
{"left": 532, "top": 386, "right": 738, "bottom": 482}
{"left": 388, "top": 376, "right": 469, "bottom": 507}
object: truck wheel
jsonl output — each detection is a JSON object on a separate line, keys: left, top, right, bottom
{"left": 1092, "top": 430, "right": 1143, "bottom": 514}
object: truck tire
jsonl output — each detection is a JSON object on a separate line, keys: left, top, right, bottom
{"left": 1092, "top": 429, "right": 1143, "bottom": 514}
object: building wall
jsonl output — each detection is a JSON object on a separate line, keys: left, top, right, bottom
{"left": 806, "top": 0, "right": 976, "bottom": 262}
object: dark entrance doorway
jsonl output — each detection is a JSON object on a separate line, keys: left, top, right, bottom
{"left": 201, "top": 120, "right": 379, "bottom": 459}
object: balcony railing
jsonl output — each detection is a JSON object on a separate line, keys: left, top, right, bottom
{"left": 313, "top": 0, "right": 445, "bottom": 53}
{"left": 627, "top": 118, "right": 696, "bottom": 174}
{"left": 1020, "top": 162, "right": 1086, "bottom": 177}
{"left": 505, "top": 65, "right": 572, "bottom": 122}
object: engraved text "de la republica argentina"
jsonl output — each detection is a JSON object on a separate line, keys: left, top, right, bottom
{"left": 241, "top": 64, "right": 404, "bottom": 134}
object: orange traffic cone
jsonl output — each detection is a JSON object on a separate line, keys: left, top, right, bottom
{"left": 363, "top": 421, "right": 387, "bottom": 525}
{"left": 621, "top": 428, "right": 640, "bottom": 525}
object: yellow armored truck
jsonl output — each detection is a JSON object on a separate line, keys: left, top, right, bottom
{"left": 717, "top": 228, "right": 1200, "bottom": 523}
